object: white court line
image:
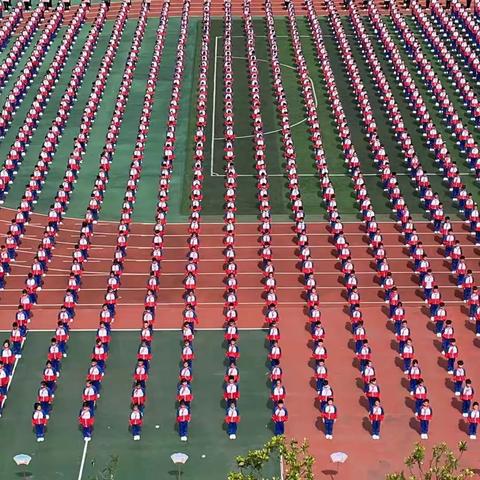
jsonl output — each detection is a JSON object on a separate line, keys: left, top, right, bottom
{"left": 77, "top": 439, "right": 89, "bottom": 480}
{"left": 0, "top": 298, "right": 467, "bottom": 310}
{"left": 0, "top": 327, "right": 268, "bottom": 333}
{"left": 0, "top": 284, "right": 460, "bottom": 295}
{"left": 0, "top": 354, "right": 20, "bottom": 413}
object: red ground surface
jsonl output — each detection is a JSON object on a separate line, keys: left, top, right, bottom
{"left": 1, "top": 203, "right": 480, "bottom": 477}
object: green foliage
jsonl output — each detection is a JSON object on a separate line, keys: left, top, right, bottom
{"left": 227, "top": 436, "right": 314, "bottom": 480}
{"left": 385, "top": 442, "right": 474, "bottom": 480}
{"left": 88, "top": 455, "right": 119, "bottom": 480}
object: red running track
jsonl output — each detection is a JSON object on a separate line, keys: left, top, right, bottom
{"left": 1, "top": 212, "right": 480, "bottom": 477}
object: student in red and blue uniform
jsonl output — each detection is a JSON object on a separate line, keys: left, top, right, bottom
{"left": 369, "top": 399, "right": 384, "bottom": 440}
{"left": 129, "top": 404, "right": 143, "bottom": 441}
{"left": 37, "top": 381, "right": 53, "bottom": 416}
{"left": 79, "top": 403, "right": 94, "bottom": 441}
{"left": 461, "top": 379, "right": 474, "bottom": 417}
{"left": 453, "top": 360, "right": 466, "bottom": 396}
{"left": 467, "top": 402, "right": 479, "bottom": 440}
{"left": 416, "top": 399, "right": 432, "bottom": 440}
{"left": 87, "top": 360, "right": 104, "bottom": 393}
{"left": 224, "top": 376, "right": 240, "bottom": 404}
{"left": 82, "top": 381, "right": 98, "bottom": 412}
{"left": 1, "top": 340, "right": 14, "bottom": 375}
{"left": 177, "top": 401, "right": 191, "bottom": 441}
{"left": 272, "top": 400, "right": 288, "bottom": 436}
{"left": 32, "top": 403, "right": 47, "bottom": 442}
{"left": 42, "top": 360, "right": 58, "bottom": 391}
{"left": 225, "top": 401, "right": 240, "bottom": 440}
{"left": 322, "top": 397, "right": 337, "bottom": 440}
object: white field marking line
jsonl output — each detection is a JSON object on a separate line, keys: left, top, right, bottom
{"left": 209, "top": 36, "right": 319, "bottom": 176}
{"left": 0, "top": 218, "right": 470, "bottom": 227}
{"left": 0, "top": 299, "right": 466, "bottom": 311}
{"left": 2, "top": 284, "right": 463, "bottom": 293}
{"left": 77, "top": 439, "right": 89, "bottom": 480}
{"left": 4, "top": 256, "right": 477, "bottom": 276}
{"left": 11, "top": 242, "right": 475, "bottom": 252}
{"left": 0, "top": 206, "right": 157, "bottom": 227}
{"left": 13, "top": 269, "right": 471, "bottom": 283}
{"left": 215, "top": 171, "right": 478, "bottom": 177}
{"left": 228, "top": 35, "right": 375, "bottom": 38}
{"left": 0, "top": 327, "right": 269, "bottom": 333}
{"left": 19, "top": 230, "right": 479, "bottom": 238}
{"left": 0, "top": 353, "right": 20, "bottom": 412}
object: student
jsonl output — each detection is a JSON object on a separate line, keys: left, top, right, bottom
{"left": 225, "top": 401, "right": 240, "bottom": 440}
{"left": 322, "top": 397, "right": 337, "bottom": 440}
{"left": 79, "top": 403, "right": 94, "bottom": 441}
{"left": 129, "top": 404, "right": 143, "bottom": 441}
{"left": 416, "top": 399, "right": 432, "bottom": 440}
{"left": 461, "top": 380, "right": 474, "bottom": 417}
{"left": 272, "top": 400, "right": 288, "bottom": 436}
{"left": 32, "top": 403, "right": 47, "bottom": 442}
{"left": 467, "top": 402, "right": 479, "bottom": 440}
{"left": 369, "top": 399, "right": 384, "bottom": 440}
{"left": 177, "top": 401, "right": 191, "bottom": 441}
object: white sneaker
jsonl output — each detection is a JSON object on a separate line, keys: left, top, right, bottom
{"left": 421, "top": 434, "right": 428, "bottom": 440}
{"left": 84, "top": 437, "right": 91, "bottom": 442}
{"left": 476, "top": 333, "right": 480, "bottom": 337}
{"left": 455, "top": 391, "right": 460, "bottom": 396}
{"left": 133, "top": 435, "right": 140, "bottom": 441}
{"left": 436, "top": 333, "right": 441, "bottom": 337}
{"left": 448, "top": 371, "right": 454, "bottom": 374}
{"left": 372, "top": 435, "right": 379, "bottom": 440}
{"left": 180, "top": 436, "right": 187, "bottom": 442}
{"left": 463, "top": 413, "right": 469, "bottom": 417}
{"left": 229, "top": 434, "right": 236, "bottom": 440}
{"left": 469, "top": 435, "right": 476, "bottom": 440}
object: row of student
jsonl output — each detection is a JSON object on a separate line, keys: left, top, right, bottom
{"left": 451, "top": 0, "right": 480, "bottom": 46}
{"left": 29, "top": 0, "right": 147, "bottom": 442}
{"left": 292, "top": 0, "right": 388, "bottom": 439}
{"left": 241, "top": 0, "right": 290, "bottom": 438}
{"left": 220, "top": 0, "right": 241, "bottom": 441}
{"left": 127, "top": 0, "right": 176, "bottom": 441}
{"left": 0, "top": 2, "right": 100, "bottom": 211}
{"left": 77, "top": 0, "right": 159, "bottom": 442}
{"left": 385, "top": 1, "right": 480, "bottom": 236}
{"left": 0, "top": 3, "right": 24, "bottom": 50}
{"left": 414, "top": 0, "right": 480, "bottom": 132}
{"left": 164, "top": 0, "right": 198, "bottom": 443}
{"left": 358, "top": 1, "right": 480, "bottom": 347}
{"left": 431, "top": 0, "right": 480, "bottom": 87}
{"left": 0, "top": 3, "right": 85, "bottom": 295}
{"left": 326, "top": 0, "right": 438, "bottom": 438}
{"left": 1, "top": 2, "right": 111, "bottom": 420}
{"left": 0, "top": 3, "right": 41, "bottom": 99}
{"left": 345, "top": 0, "right": 479, "bottom": 437}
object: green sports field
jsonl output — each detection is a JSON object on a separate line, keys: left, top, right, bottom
{"left": 1, "top": 15, "right": 478, "bottom": 224}
{"left": 0, "top": 331, "right": 279, "bottom": 479}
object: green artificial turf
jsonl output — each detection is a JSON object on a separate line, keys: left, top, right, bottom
{"left": 0, "top": 14, "right": 478, "bottom": 224}
{"left": 0, "top": 330, "right": 278, "bottom": 480}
